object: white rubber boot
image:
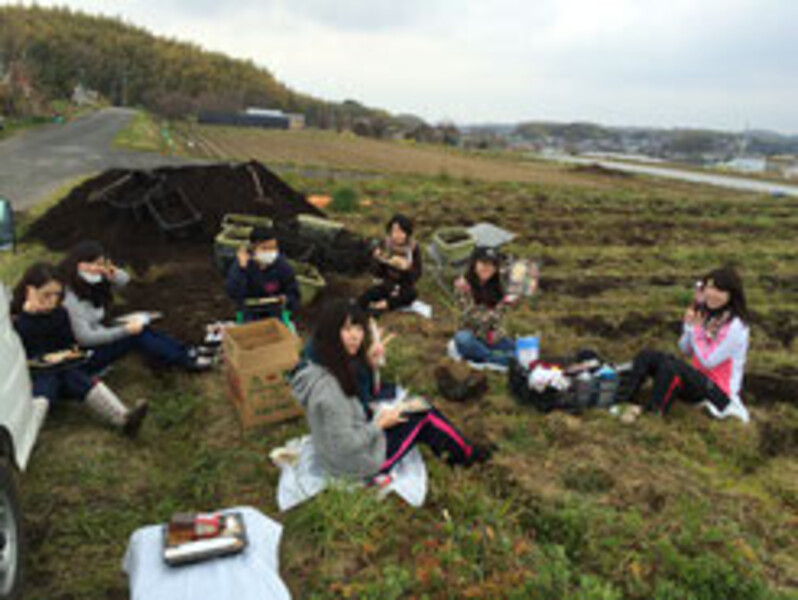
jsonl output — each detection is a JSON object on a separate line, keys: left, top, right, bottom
{"left": 85, "top": 383, "right": 149, "bottom": 437}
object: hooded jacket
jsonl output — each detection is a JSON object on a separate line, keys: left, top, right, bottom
{"left": 225, "top": 255, "right": 300, "bottom": 320}
{"left": 290, "top": 362, "right": 386, "bottom": 479}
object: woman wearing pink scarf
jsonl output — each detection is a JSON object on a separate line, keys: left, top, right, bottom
{"left": 619, "top": 266, "right": 750, "bottom": 423}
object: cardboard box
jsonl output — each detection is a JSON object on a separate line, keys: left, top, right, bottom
{"left": 223, "top": 319, "right": 304, "bottom": 428}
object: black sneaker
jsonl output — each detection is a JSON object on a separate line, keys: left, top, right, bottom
{"left": 194, "top": 345, "right": 219, "bottom": 357}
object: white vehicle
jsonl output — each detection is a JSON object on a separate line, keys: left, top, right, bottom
{"left": 0, "top": 283, "right": 49, "bottom": 599}
{"left": 0, "top": 200, "right": 14, "bottom": 252}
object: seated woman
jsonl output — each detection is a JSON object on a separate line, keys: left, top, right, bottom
{"left": 12, "top": 263, "right": 148, "bottom": 436}
{"left": 619, "top": 266, "right": 750, "bottom": 423}
{"left": 358, "top": 214, "right": 422, "bottom": 314}
{"left": 59, "top": 241, "right": 211, "bottom": 374}
{"left": 291, "top": 300, "right": 491, "bottom": 480}
{"left": 452, "top": 247, "right": 518, "bottom": 369}
{"left": 225, "top": 227, "right": 300, "bottom": 322}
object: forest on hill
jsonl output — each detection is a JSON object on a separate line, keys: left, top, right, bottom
{"left": 0, "top": 5, "right": 393, "bottom": 129}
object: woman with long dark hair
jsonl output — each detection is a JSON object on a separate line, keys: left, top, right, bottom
{"left": 291, "top": 300, "right": 491, "bottom": 479}
{"left": 620, "top": 266, "right": 751, "bottom": 423}
{"left": 451, "top": 247, "right": 516, "bottom": 369}
{"left": 12, "top": 262, "right": 148, "bottom": 436}
{"left": 59, "top": 241, "right": 211, "bottom": 374}
{"left": 359, "top": 214, "right": 422, "bottom": 314}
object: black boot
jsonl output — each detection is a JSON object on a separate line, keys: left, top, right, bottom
{"left": 463, "top": 443, "right": 496, "bottom": 467}
{"left": 123, "top": 400, "right": 150, "bottom": 438}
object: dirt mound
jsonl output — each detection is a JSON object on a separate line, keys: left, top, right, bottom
{"left": 23, "top": 161, "right": 370, "bottom": 341}
{"left": 26, "top": 161, "right": 323, "bottom": 269}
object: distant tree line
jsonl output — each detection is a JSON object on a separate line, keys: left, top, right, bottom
{"left": 514, "top": 121, "right": 798, "bottom": 158}
{"left": 0, "top": 5, "right": 401, "bottom": 133}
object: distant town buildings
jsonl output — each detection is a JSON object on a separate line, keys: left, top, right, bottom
{"left": 72, "top": 84, "right": 100, "bottom": 106}
{"left": 766, "top": 155, "right": 798, "bottom": 179}
{"left": 719, "top": 156, "right": 768, "bottom": 174}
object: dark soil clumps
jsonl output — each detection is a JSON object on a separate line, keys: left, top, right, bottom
{"left": 759, "top": 419, "right": 798, "bottom": 458}
{"left": 750, "top": 310, "right": 798, "bottom": 350}
{"left": 26, "top": 161, "right": 323, "bottom": 270}
{"left": 24, "top": 161, "right": 368, "bottom": 340}
{"left": 746, "top": 372, "right": 798, "bottom": 406}
{"left": 558, "top": 312, "right": 677, "bottom": 339}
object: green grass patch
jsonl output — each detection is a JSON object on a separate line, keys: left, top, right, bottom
{"left": 112, "top": 110, "right": 167, "bottom": 153}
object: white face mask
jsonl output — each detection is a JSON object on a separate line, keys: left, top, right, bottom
{"left": 79, "top": 270, "right": 104, "bottom": 285}
{"left": 255, "top": 251, "right": 278, "bottom": 266}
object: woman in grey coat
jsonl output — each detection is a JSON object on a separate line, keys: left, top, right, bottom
{"left": 59, "top": 241, "right": 211, "bottom": 374}
{"left": 291, "top": 300, "right": 491, "bottom": 480}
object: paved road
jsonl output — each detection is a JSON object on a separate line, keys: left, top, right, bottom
{"left": 0, "top": 107, "right": 202, "bottom": 210}
{"left": 551, "top": 154, "right": 798, "bottom": 198}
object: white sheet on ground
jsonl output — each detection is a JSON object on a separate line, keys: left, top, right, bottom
{"left": 275, "top": 389, "right": 428, "bottom": 511}
{"left": 123, "top": 506, "right": 291, "bottom": 600}
{"left": 399, "top": 300, "right": 433, "bottom": 319}
{"left": 275, "top": 435, "right": 427, "bottom": 511}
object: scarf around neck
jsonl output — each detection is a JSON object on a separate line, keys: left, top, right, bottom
{"left": 700, "top": 308, "right": 732, "bottom": 340}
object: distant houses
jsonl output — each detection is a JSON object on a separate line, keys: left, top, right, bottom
{"left": 72, "top": 84, "right": 100, "bottom": 106}
{"left": 719, "top": 156, "right": 768, "bottom": 174}
{"left": 766, "top": 155, "right": 798, "bottom": 179}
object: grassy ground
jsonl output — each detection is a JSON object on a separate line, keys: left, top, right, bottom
{"left": 0, "top": 115, "right": 55, "bottom": 141}
{"left": 0, "top": 103, "right": 98, "bottom": 142}
{"left": 112, "top": 110, "right": 174, "bottom": 154}
{"left": 5, "top": 159, "right": 798, "bottom": 599}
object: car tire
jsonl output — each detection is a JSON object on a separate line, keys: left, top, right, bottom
{"left": 0, "top": 460, "right": 24, "bottom": 600}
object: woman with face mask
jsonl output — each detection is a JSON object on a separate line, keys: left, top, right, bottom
{"left": 59, "top": 241, "right": 212, "bottom": 374}
{"left": 12, "top": 263, "right": 148, "bottom": 436}
{"left": 619, "top": 266, "right": 751, "bottom": 423}
{"left": 225, "top": 226, "right": 300, "bottom": 322}
{"left": 291, "top": 300, "right": 492, "bottom": 480}
{"left": 451, "top": 247, "right": 518, "bottom": 370}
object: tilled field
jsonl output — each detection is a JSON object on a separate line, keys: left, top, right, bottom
{"left": 14, "top": 166, "right": 798, "bottom": 599}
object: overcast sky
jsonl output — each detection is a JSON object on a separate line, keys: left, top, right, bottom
{"left": 5, "top": 0, "right": 797, "bottom": 133}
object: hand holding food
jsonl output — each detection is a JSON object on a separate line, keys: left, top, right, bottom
{"left": 389, "top": 255, "right": 410, "bottom": 270}
{"left": 42, "top": 348, "right": 81, "bottom": 364}
{"left": 454, "top": 276, "right": 470, "bottom": 293}
{"left": 375, "top": 405, "right": 407, "bottom": 429}
{"left": 684, "top": 306, "right": 702, "bottom": 326}
{"left": 126, "top": 316, "right": 147, "bottom": 335}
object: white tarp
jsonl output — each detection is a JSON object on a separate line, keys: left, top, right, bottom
{"left": 275, "top": 435, "right": 428, "bottom": 511}
{"left": 123, "top": 506, "right": 291, "bottom": 600}
{"left": 399, "top": 300, "right": 433, "bottom": 319}
{"left": 275, "top": 388, "right": 429, "bottom": 511}
{"left": 467, "top": 223, "right": 516, "bottom": 249}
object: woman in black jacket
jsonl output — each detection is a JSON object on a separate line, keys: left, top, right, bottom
{"left": 12, "top": 262, "right": 148, "bottom": 436}
{"left": 359, "top": 214, "right": 422, "bottom": 314}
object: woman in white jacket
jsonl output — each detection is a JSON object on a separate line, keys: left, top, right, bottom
{"left": 620, "top": 266, "right": 750, "bottom": 423}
